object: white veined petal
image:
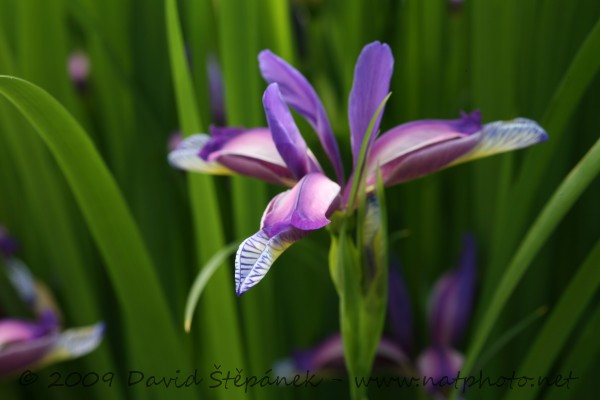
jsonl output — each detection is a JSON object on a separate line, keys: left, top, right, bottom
{"left": 167, "top": 134, "right": 232, "bottom": 175}
{"left": 40, "top": 322, "right": 105, "bottom": 365}
{"left": 235, "top": 230, "right": 298, "bottom": 295}
{"left": 450, "top": 118, "right": 548, "bottom": 165}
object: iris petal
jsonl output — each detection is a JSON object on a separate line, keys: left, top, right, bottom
{"left": 449, "top": 118, "right": 549, "bottom": 165}
{"left": 168, "top": 134, "right": 232, "bottom": 175}
{"left": 235, "top": 229, "right": 304, "bottom": 296}
{"left": 235, "top": 173, "right": 340, "bottom": 295}
{"left": 429, "top": 235, "right": 476, "bottom": 346}
{"left": 366, "top": 112, "right": 482, "bottom": 189}
{"left": 349, "top": 41, "right": 394, "bottom": 167}
{"left": 259, "top": 50, "right": 344, "bottom": 183}
{"left": 263, "top": 83, "right": 323, "bottom": 179}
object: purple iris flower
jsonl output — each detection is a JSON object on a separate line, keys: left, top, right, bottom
{"left": 276, "top": 235, "right": 476, "bottom": 399}
{"left": 0, "top": 228, "right": 104, "bottom": 378}
{"left": 169, "top": 41, "right": 547, "bottom": 296}
{"left": 67, "top": 50, "right": 90, "bottom": 92}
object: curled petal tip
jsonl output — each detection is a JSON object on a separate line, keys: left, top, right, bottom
{"left": 451, "top": 118, "right": 548, "bottom": 165}
{"left": 235, "top": 230, "right": 302, "bottom": 296}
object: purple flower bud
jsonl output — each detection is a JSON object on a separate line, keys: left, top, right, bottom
{"left": 67, "top": 51, "right": 90, "bottom": 92}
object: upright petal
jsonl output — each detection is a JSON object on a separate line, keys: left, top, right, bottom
{"left": 263, "top": 83, "right": 323, "bottom": 180}
{"left": 366, "top": 111, "right": 482, "bottom": 189}
{"left": 349, "top": 42, "right": 394, "bottom": 167}
{"left": 429, "top": 235, "right": 476, "bottom": 346}
{"left": 207, "top": 54, "right": 226, "bottom": 125}
{"left": 235, "top": 173, "right": 341, "bottom": 295}
{"left": 259, "top": 50, "right": 344, "bottom": 183}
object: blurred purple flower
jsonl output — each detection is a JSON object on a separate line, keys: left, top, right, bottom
{"left": 277, "top": 235, "right": 476, "bottom": 399}
{"left": 67, "top": 51, "right": 90, "bottom": 91}
{"left": 0, "top": 226, "right": 18, "bottom": 258}
{"left": 169, "top": 40, "right": 546, "bottom": 295}
{"left": 207, "top": 55, "right": 226, "bottom": 126}
{"left": 0, "top": 228, "right": 104, "bottom": 379}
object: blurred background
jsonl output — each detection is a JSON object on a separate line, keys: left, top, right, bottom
{"left": 1, "top": 0, "right": 599, "bottom": 399}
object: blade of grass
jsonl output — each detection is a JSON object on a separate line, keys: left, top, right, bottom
{"left": 0, "top": 76, "right": 194, "bottom": 398}
{"left": 165, "top": 2, "right": 247, "bottom": 399}
{"left": 451, "top": 134, "right": 600, "bottom": 399}
{"left": 544, "top": 305, "right": 600, "bottom": 400}
{"left": 503, "top": 237, "right": 600, "bottom": 400}
{"left": 217, "top": 1, "right": 278, "bottom": 392}
{"left": 492, "top": 16, "right": 600, "bottom": 270}
{"left": 184, "top": 242, "right": 239, "bottom": 332}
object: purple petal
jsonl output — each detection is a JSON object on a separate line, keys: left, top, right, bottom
{"left": 169, "top": 128, "right": 297, "bottom": 186}
{"left": 235, "top": 173, "right": 340, "bottom": 295}
{"left": 261, "top": 173, "right": 341, "bottom": 237}
{"left": 429, "top": 235, "right": 476, "bottom": 346}
{"left": 285, "top": 334, "right": 409, "bottom": 375}
{"left": 263, "top": 83, "right": 323, "bottom": 180}
{"left": 67, "top": 50, "right": 90, "bottom": 91}
{"left": 207, "top": 54, "right": 226, "bottom": 125}
{"left": 259, "top": 50, "right": 344, "bottom": 183}
{"left": 417, "top": 346, "right": 464, "bottom": 392}
{"left": 0, "top": 331, "right": 58, "bottom": 377}
{"left": 293, "top": 334, "right": 346, "bottom": 373}
{"left": 349, "top": 41, "right": 394, "bottom": 167}
{"left": 387, "top": 264, "right": 414, "bottom": 356}
{"left": 0, "top": 225, "right": 19, "bottom": 257}
{"left": 366, "top": 111, "right": 482, "bottom": 189}
{"left": 4, "top": 258, "right": 37, "bottom": 305}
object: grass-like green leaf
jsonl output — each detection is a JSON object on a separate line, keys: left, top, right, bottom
{"left": 0, "top": 75, "right": 194, "bottom": 397}
{"left": 184, "top": 242, "right": 239, "bottom": 332}
{"left": 503, "top": 238, "right": 600, "bottom": 400}
{"left": 452, "top": 134, "right": 600, "bottom": 399}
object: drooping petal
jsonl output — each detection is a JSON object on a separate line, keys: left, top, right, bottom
{"left": 417, "top": 346, "right": 464, "bottom": 392}
{"left": 429, "top": 235, "right": 476, "bottom": 346}
{"left": 366, "top": 111, "right": 482, "bottom": 189}
{"left": 261, "top": 173, "right": 341, "bottom": 237}
{"left": 349, "top": 41, "right": 394, "bottom": 167}
{"left": 259, "top": 50, "right": 344, "bottom": 183}
{"left": 235, "top": 229, "right": 305, "bottom": 296}
{"left": 168, "top": 134, "right": 233, "bottom": 175}
{"left": 235, "top": 173, "right": 341, "bottom": 295}
{"left": 263, "top": 83, "right": 323, "bottom": 179}
{"left": 448, "top": 118, "right": 549, "bottom": 166}
{"left": 387, "top": 264, "right": 414, "bottom": 356}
